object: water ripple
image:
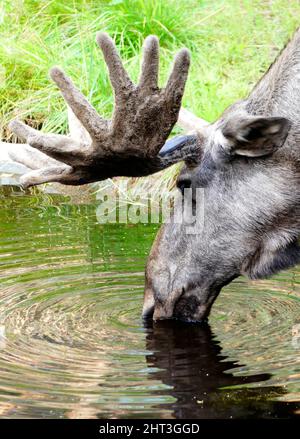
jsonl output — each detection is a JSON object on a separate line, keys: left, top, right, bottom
{"left": 0, "top": 189, "right": 299, "bottom": 418}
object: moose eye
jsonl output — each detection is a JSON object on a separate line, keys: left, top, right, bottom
{"left": 176, "top": 178, "right": 191, "bottom": 194}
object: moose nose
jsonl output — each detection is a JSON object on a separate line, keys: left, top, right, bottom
{"left": 176, "top": 177, "right": 191, "bottom": 194}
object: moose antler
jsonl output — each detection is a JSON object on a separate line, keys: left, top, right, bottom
{"left": 8, "top": 33, "right": 192, "bottom": 188}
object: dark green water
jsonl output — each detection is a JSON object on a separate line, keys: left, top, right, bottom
{"left": 0, "top": 187, "right": 300, "bottom": 419}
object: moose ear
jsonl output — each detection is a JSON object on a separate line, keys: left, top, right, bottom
{"left": 222, "top": 116, "right": 290, "bottom": 157}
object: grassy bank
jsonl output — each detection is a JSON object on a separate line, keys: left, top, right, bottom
{"left": 0, "top": 0, "right": 300, "bottom": 192}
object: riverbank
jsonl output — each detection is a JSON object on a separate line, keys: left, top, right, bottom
{"left": 1, "top": 0, "right": 300, "bottom": 197}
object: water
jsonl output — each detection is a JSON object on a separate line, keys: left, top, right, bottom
{"left": 0, "top": 187, "right": 299, "bottom": 419}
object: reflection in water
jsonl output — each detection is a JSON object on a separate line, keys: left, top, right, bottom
{"left": 144, "top": 320, "right": 300, "bottom": 418}
{"left": 0, "top": 187, "right": 299, "bottom": 418}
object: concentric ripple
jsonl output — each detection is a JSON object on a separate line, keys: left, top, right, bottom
{"left": 0, "top": 188, "right": 299, "bottom": 418}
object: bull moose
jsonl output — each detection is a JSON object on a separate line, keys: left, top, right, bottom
{"left": 6, "top": 29, "right": 300, "bottom": 323}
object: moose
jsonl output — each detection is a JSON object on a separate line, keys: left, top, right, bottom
{"left": 5, "top": 29, "right": 300, "bottom": 323}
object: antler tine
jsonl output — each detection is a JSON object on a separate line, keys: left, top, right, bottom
{"left": 165, "top": 48, "right": 190, "bottom": 105}
{"left": 96, "top": 32, "right": 134, "bottom": 98}
{"left": 50, "top": 67, "right": 107, "bottom": 140}
{"left": 19, "top": 165, "right": 77, "bottom": 188}
{"left": 8, "top": 119, "right": 85, "bottom": 166}
{"left": 6, "top": 32, "right": 197, "bottom": 188}
{"left": 8, "top": 119, "right": 37, "bottom": 141}
{"left": 7, "top": 143, "right": 61, "bottom": 170}
{"left": 139, "top": 35, "right": 159, "bottom": 90}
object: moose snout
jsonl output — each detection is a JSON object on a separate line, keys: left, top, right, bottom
{"left": 142, "top": 285, "right": 214, "bottom": 324}
{"left": 172, "top": 292, "right": 216, "bottom": 323}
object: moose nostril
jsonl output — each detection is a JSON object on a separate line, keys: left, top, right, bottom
{"left": 176, "top": 178, "right": 191, "bottom": 194}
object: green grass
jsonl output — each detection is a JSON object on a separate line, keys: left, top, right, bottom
{"left": 0, "top": 0, "right": 300, "bottom": 191}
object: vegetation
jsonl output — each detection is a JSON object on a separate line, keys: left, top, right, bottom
{"left": 0, "top": 0, "right": 300, "bottom": 190}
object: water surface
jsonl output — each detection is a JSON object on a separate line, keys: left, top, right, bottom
{"left": 0, "top": 187, "right": 299, "bottom": 418}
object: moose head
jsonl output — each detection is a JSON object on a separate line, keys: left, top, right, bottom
{"left": 7, "top": 30, "right": 300, "bottom": 323}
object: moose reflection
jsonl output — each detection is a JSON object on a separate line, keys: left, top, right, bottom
{"left": 144, "top": 320, "right": 300, "bottom": 418}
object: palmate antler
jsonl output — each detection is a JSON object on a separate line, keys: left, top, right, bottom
{"left": 7, "top": 33, "right": 198, "bottom": 188}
